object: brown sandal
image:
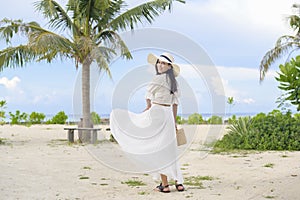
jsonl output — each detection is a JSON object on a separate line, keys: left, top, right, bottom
{"left": 156, "top": 183, "right": 170, "bottom": 193}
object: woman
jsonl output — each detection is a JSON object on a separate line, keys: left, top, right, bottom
{"left": 110, "top": 52, "right": 184, "bottom": 193}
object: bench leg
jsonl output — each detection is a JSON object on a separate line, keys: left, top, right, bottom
{"left": 68, "top": 130, "right": 74, "bottom": 143}
{"left": 91, "top": 130, "right": 97, "bottom": 144}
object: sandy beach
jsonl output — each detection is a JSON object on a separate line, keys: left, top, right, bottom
{"left": 0, "top": 124, "right": 299, "bottom": 200}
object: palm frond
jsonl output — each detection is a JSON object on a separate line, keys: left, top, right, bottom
{"left": 30, "top": 31, "right": 74, "bottom": 62}
{"left": 259, "top": 35, "right": 300, "bottom": 81}
{"left": 94, "top": 0, "right": 124, "bottom": 31}
{"left": 109, "top": 0, "right": 185, "bottom": 30}
{"left": 67, "top": 0, "right": 114, "bottom": 35}
{"left": 0, "top": 19, "right": 44, "bottom": 43}
{"left": 34, "top": 0, "right": 78, "bottom": 34}
{"left": 95, "top": 30, "right": 132, "bottom": 60}
{"left": 29, "top": 29, "right": 72, "bottom": 52}
{"left": 0, "top": 45, "right": 37, "bottom": 70}
{"left": 90, "top": 46, "right": 115, "bottom": 78}
{"left": 227, "top": 117, "right": 252, "bottom": 136}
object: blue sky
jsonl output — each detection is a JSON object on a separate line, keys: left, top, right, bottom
{"left": 0, "top": 0, "right": 298, "bottom": 119}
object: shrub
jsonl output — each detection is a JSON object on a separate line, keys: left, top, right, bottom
{"left": 228, "top": 114, "right": 237, "bottom": 124}
{"left": 50, "top": 111, "right": 68, "bottom": 124}
{"left": 91, "top": 112, "right": 101, "bottom": 124}
{"left": 294, "top": 113, "right": 300, "bottom": 120}
{"left": 214, "top": 110, "right": 300, "bottom": 151}
{"left": 214, "top": 117, "right": 254, "bottom": 150}
{"left": 0, "top": 100, "right": 7, "bottom": 124}
{"left": 187, "top": 113, "right": 204, "bottom": 124}
{"left": 176, "top": 116, "right": 187, "bottom": 124}
{"left": 29, "top": 112, "right": 46, "bottom": 124}
{"left": 207, "top": 115, "right": 223, "bottom": 124}
{"left": 9, "top": 110, "right": 28, "bottom": 125}
{"left": 275, "top": 56, "right": 300, "bottom": 111}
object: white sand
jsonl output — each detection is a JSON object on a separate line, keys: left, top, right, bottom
{"left": 0, "top": 124, "right": 299, "bottom": 200}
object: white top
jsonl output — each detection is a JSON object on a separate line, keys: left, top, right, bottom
{"left": 145, "top": 74, "right": 179, "bottom": 105}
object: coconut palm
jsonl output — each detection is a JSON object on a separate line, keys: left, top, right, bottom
{"left": 227, "top": 96, "right": 234, "bottom": 115}
{"left": 0, "top": 0, "right": 185, "bottom": 142}
{"left": 260, "top": 4, "right": 300, "bottom": 81}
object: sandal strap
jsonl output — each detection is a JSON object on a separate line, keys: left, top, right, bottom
{"left": 156, "top": 183, "right": 170, "bottom": 192}
{"left": 175, "top": 183, "right": 185, "bottom": 191}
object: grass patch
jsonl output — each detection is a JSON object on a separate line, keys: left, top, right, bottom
{"left": 138, "top": 191, "right": 149, "bottom": 195}
{"left": 182, "top": 163, "right": 190, "bottom": 167}
{"left": 100, "top": 183, "right": 108, "bottom": 186}
{"left": 198, "top": 176, "right": 214, "bottom": 181}
{"left": 263, "top": 163, "right": 274, "bottom": 168}
{"left": 185, "top": 195, "right": 194, "bottom": 198}
{"left": 212, "top": 148, "right": 259, "bottom": 155}
{"left": 121, "top": 180, "right": 146, "bottom": 187}
{"left": 0, "top": 138, "right": 14, "bottom": 146}
{"left": 264, "top": 195, "right": 276, "bottom": 199}
{"left": 0, "top": 137, "right": 6, "bottom": 145}
{"left": 231, "top": 154, "right": 248, "bottom": 158}
{"left": 184, "top": 176, "right": 214, "bottom": 189}
{"left": 79, "top": 176, "right": 89, "bottom": 180}
{"left": 83, "top": 166, "right": 91, "bottom": 170}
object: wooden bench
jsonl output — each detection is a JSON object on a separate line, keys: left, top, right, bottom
{"left": 64, "top": 127, "right": 102, "bottom": 144}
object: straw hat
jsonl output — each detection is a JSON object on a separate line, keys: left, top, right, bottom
{"left": 147, "top": 52, "right": 180, "bottom": 77}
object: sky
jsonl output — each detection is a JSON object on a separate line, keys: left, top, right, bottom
{"left": 0, "top": 0, "right": 298, "bottom": 120}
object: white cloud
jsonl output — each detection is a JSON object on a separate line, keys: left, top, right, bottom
{"left": 180, "top": 64, "right": 278, "bottom": 106}
{"left": 186, "top": 0, "right": 295, "bottom": 34}
{"left": 216, "top": 66, "right": 277, "bottom": 81}
{"left": 243, "top": 98, "right": 255, "bottom": 104}
{"left": 0, "top": 76, "right": 21, "bottom": 89}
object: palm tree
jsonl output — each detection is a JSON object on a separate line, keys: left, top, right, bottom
{"left": 0, "top": 0, "right": 185, "bottom": 142}
{"left": 227, "top": 96, "right": 234, "bottom": 115}
{"left": 260, "top": 3, "right": 300, "bottom": 81}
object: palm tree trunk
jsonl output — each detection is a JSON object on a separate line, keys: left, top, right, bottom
{"left": 79, "top": 59, "right": 93, "bottom": 143}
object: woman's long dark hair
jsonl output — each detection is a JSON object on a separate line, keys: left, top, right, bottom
{"left": 155, "top": 60, "right": 178, "bottom": 94}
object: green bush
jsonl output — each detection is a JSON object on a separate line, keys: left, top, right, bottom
{"left": 275, "top": 56, "right": 300, "bottom": 111}
{"left": 9, "top": 110, "right": 28, "bottom": 125}
{"left": 91, "top": 112, "right": 101, "bottom": 124}
{"left": 176, "top": 116, "right": 187, "bottom": 124}
{"left": 29, "top": 112, "right": 46, "bottom": 124}
{"left": 294, "top": 113, "right": 300, "bottom": 120}
{"left": 0, "top": 100, "right": 7, "bottom": 124}
{"left": 214, "top": 110, "right": 300, "bottom": 151}
{"left": 227, "top": 114, "right": 237, "bottom": 124}
{"left": 207, "top": 115, "right": 223, "bottom": 124}
{"left": 49, "top": 111, "right": 68, "bottom": 124}
{"left": 187, "top": 113, "right": 204, "bottom": 124}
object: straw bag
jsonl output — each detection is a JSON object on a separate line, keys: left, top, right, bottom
{"left": 176, "top": 128, "right": 187, "bottom": 146}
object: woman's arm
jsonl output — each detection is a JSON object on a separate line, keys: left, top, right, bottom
{"left": 143, "top": 98, "right": 152, "bottom": 112}
{"left": 172, "top": 103, "right": 178, "bottom": 129}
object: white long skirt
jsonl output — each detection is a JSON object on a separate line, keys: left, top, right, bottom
{"left": 110, "top": 104, "right": 183, "bottom": 183}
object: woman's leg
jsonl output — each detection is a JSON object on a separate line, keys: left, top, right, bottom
{"left": 161, "top": 174, "right": 169, "bottom": 186}
{"left": 156, "top": 174, "right": 170, "bottom": 192}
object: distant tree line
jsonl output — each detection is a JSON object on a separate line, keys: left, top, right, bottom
{"left": 0, "top": 101, "right": 101, "bottom": 126}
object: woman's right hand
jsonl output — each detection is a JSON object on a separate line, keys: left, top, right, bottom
{"left": 143, "top": 107, "right": 150, "bottom": 112}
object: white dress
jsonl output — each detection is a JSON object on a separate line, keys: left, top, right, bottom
{"left": 110, "top": 74, "right": 183, "bottom": 183}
